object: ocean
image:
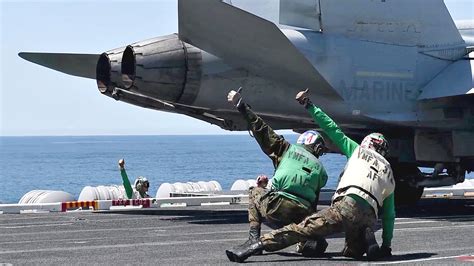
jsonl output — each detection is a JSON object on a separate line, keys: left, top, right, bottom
{"left": 0, "top": 135, "right": 471, "bottom": 204}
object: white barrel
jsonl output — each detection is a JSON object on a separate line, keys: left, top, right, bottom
{"left": 156, "top": 183, "right": 175, "bottom": 198}
{"left": 156, "top": 181, "right": 223, "bottom": 198}
{"left": 188, "top": 182, "right": 202, "bottom": 192}
{"left": 173, "top": 182, "right": 186, "bottom": 194}
{"left": 18, "top": 190, "right": 75, "bottom": 204}
{"left": 230, "top": 179, "right": 250, "bottom": 191}
{"left": 78, "top": 185, "right": 127, "bottom": 201}
{"left": 197, "top": 181, "right": 210, "bottom": 192}
{"left": 209, "top": 181, "right": 223, "bottom": 192}
{"left": 246, "top": 179, "right": 257, "bottom": 188}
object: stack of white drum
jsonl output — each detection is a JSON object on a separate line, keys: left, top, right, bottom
{"left": 156, "top": 181, "right": 222, "bottom": 198}
{"left": 78, "top": 185, "right": 127, "bottom": 201}
{"left": 18, "top": 190, "right": 75, "bottom": 204}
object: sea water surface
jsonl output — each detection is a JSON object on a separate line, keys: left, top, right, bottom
{"left": 0, "top": 135, "right": 347, "bottom": 203}
{"left": 0, "top": 135, "right": 472, "bottom": 204}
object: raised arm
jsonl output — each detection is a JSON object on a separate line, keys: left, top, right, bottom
{"left": 296, "top": 89, "right": 358, "bottom": 158}
{"left": 118, "top": 159, "right": 133, "bottom": 199}
{"left": 228, "top": 90, "right": 290, "bottom": 167}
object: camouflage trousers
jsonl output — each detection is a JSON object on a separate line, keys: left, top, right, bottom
{"left": 248, "top": 187, "right": 312, "bottom": 229}
{"left": 261, "top": 195, "right": 376, "bottom": 255}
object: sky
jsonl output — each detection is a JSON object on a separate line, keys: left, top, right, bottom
{"left": 1, "top": 0, "right": 473, "bottom": 136}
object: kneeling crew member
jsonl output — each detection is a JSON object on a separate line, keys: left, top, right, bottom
{"left": 225, "top": 89, "right": 395, "bottom": 262}
{"left": 227, "top": 89, "right": 329, "bottom": 255}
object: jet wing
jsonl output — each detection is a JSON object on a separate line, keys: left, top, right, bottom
{"left": 178, "top": 0, "right": 341, "bottom": 100}
{"left": 18, "top": 52, "right": 99, "bottom": 79}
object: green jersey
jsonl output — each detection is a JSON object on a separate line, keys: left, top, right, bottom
{"left": 239, "top": 104, "right": 328, "bottom": 207}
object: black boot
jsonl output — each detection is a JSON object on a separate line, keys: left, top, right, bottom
{"left": 246, "top": 226, "right": 263, "bottom": 255}
{"left": 225, "top": 240, "right": 264, "bottom": 263}
{"left": 342, "top": 245, "right": 364, "bottom": 260}
{"left": 364, "top": 227, "right": 380, "bottom": 260}
{"left": 301, "top": 239, "right": 328, "bottom": 257}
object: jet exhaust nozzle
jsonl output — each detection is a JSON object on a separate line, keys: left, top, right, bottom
{"left": 96, "top": 47, "right": 127, "bottom": 94}
{"left": 120, "top": 34, "right": 202, "bottom": 104}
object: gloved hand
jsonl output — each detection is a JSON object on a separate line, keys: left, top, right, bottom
{"left": 295, "top": 88, "right": 311, "bottom": 108}
{"left": 118, "top": 159, "right": 125, "bottom": 170}
{"left": 378, "top": 245, "right": 392, "bottom": 258}
{"left": 227, "top": 88, "right": 243, "bottom": 108}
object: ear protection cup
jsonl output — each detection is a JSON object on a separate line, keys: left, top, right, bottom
{"left": 134, "top": 176, "right": 149, "bottom": 191}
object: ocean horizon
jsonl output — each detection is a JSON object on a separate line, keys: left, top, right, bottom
{"left": 0, "top": 135, "right": 472, "bottom": 204}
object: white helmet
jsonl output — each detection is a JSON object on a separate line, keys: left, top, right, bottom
{"left": 134, "top": 176, "right": 149, "bottom": 191}
{"left": 360, "top": 133, "right": 389, "bottom": 157}
{"left": 296, "top": 130, "right": 326, "bottom": 157}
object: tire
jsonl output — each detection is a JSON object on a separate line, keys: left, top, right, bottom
{"left": 394, "top": 181, "right": 424, "bottom": 206}
{"left": 391, "top": 163, "right": 424, "bottom": 206}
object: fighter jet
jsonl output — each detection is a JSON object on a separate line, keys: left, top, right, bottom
{"left": 19, "top": 0, "right": 474, "bottom": 204}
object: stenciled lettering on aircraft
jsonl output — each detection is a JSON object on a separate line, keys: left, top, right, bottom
{"left": 347, "top": 21, "right": 421, "bottom": 34}
{"left": 337, "top": 79, "right": 419, "bottom": 102}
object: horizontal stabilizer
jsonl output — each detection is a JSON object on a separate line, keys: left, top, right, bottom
{"left": 18, "top": 52, "right": 100, "bottom": 79}
{"left": 178, "top": 0, "right": 341, "bottom": 100}
{"left": 418, "top": 60, "right": 474, "bottom": 100}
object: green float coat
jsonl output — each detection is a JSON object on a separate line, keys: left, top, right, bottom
{"left": 271, "top": 144, "right": 327, "bottom": 207}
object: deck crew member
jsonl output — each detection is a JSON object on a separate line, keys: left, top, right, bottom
{"left": 255, "top": 175, "right": 269, "bottom": 189}
{"left": 227, "top": 89, "right": 330, "bottom": 256}
{"left": 118, "top": 159, "right": 151, "bottom": 199}
{"left": 226, "top": 89, "right": 395, "bottom": 262}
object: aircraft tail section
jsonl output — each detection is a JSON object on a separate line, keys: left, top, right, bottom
{"left": 18, "top": 52, "right": 99, "bottom": 79}
{"left": 178, "top": 0, "right": 341, "bottom": 100}
{"left": 281, "top": 0, "right": 465, "bottom": 48}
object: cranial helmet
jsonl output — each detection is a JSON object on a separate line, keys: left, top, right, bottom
{"left": 361, "top": 133, "right": 389, "bottom": 157}
{"left": 296, "top": 130, "right": 326, "bottom": 157}
{"left": 256, "top": 175, "right": 269, "bottom": 187}
{"left": 134, "top": 176, "right": 149, "bottom": 191}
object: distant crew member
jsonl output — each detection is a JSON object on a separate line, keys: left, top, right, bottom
{"left": 225, "top": 89, "right": 395, "bottom": 262}
{"left": 227, "top": 88, "right": 329, "bottom": 256}
{"left": 118, "top": 159, "right": 151, "bottom": 199}
{"left": 255, "top": 175, "right": 269, "bottom": 189}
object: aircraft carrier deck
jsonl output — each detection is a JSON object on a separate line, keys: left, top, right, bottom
{"left": 1, "top": 198, "right": 473, "bottom": 265}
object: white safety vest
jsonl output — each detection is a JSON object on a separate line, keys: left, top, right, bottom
{"left": 333, "top": 146, "right": 395, "bottom": 217}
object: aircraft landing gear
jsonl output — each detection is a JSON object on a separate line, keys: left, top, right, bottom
{"left": 391, "top": 161, "right": 467, "bottom": 206}
{"left": 391, "top": 163, "right": 424, "bottom": 206}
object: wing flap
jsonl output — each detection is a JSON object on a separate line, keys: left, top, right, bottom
{"left": 178, "top": 0, "right": 341, "bottom": 100}
{"left": 18, "top": 52, "right": 100, "bottom": 79}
